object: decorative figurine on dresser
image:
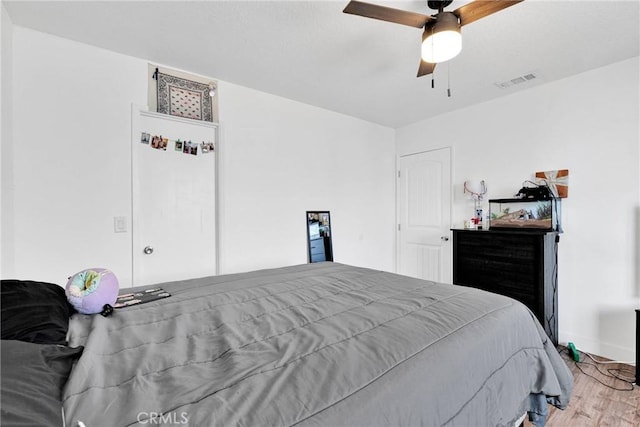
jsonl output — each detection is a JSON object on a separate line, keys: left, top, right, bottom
{"left": 453, "top": 182, "right": 562, "bottom": 345}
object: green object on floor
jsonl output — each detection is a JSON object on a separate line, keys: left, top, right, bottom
{"left": 567, "top": 342, "right": 580, "bottom": 362}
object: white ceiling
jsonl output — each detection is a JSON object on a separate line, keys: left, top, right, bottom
{"left": 3, "top": 0, "right": 639, "bottom": 128}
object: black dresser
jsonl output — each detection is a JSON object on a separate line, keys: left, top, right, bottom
{"left": 452, "top": 229, "right": 559, "bottom": 345}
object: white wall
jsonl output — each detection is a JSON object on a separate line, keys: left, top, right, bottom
{"left": 397, "top": 57, "right": 640, "bottom": 362}
{"left": 9, "top": 27, "right": 145, "bottom": 286}
{"left": 3, "top": 26, "right": 395, "bottom": 288}
{"left": 1, "top": 3, "right": 14, "bottom": 278}
{"left": 218, "top": 83, "right": 395, "bottom": 273}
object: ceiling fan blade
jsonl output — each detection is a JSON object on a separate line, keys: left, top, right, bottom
{"left": 343, "top": 0, "right": 434, "bottom": 29}
{"left": 417, "top": 60, "right": 436, "bottom": 77}
{"left": 453, "top": 0, "right": 523, "bottom": 27}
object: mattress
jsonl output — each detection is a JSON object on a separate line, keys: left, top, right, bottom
{"left": 63, "top": 262, "right": 572, "bottom": 426}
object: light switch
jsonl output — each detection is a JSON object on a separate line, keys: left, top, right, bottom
{"left": 114, "top": 216, "right": 127, "bottom": 233}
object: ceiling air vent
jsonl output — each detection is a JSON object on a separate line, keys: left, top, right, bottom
{"left": 495, "top": 72, "right": 538, "bottom": 89}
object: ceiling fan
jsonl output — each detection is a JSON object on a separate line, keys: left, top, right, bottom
{"left": 343, "top": 0, "right": 523, "bottom": 77}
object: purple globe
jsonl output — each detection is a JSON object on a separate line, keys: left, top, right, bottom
{"left": 66, "top": 268, "right": 119, "bottom": 314}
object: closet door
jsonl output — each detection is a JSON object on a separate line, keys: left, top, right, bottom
{"left": 131, "top": 107, "right": 218, "bottom": 287}
{"left": 397, "top": 148, "right": 452, "bottom": 283}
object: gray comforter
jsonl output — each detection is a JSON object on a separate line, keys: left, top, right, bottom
{"left": 64, "top": 262, "right": 572, "bottom": 426}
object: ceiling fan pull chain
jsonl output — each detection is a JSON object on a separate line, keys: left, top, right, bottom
{"left": 447, "top": 63, "right": 452, "bottom": 97}
{"left": 431, "top": 25, "right": 435, "bottom": 90}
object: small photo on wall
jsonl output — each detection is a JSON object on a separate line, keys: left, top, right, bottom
{"left": 140, "top": 132, "right": 150, "bottom": 144}
{"left": 201, "top": 141, "right": 215, "bottom": 153}
{"left": 150, "top": 135, "right": 162, "bottom": 149}
{"left": 175, "top": 139, "right": 183, "bottom": 152}
{"left": 151, "top": 135, "right": 168, "bottom": 151}
{"left": 182, "top": 141, "right": 198, "bottom": 156}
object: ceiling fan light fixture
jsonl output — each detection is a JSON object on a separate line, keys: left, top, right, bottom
{"left": 421, "top": 12, "right": 461, "bottom": 64}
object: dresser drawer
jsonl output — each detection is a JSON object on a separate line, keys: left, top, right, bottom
{"left": 455, "top": 232, "right": 538, "bottom": 262}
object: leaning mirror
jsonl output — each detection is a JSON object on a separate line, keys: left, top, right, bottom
{"left": 306, "top": 211, "right": 333, "bottom": 263}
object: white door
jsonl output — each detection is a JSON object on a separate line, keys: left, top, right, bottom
{"left": 397, "top": 148, "right": 452, "bottom": 283}
{"left": 131, "top": 107, "right": 218, "bottom": 287}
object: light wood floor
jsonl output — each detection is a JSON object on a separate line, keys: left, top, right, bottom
{"left": 525, "top": 347, "right": 639, "bottom": 427}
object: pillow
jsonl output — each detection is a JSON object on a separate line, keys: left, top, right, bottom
{"left": 1, "top": 279, "right": 74, "bottom": 344}
{"left": 0, "top": 340, "right": 83, "bottom": 427}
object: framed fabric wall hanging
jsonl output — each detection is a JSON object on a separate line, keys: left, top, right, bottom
{"left": 156, "top": 71, "right": 213, "bottom": 122}
{"left": 149, "top": 64, "right": 219, "bottom": 123}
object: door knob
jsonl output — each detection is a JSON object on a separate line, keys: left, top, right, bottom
{"left": 441, "top": 236, "right": 449, "bottom": 241}
{"left": 143, "top": 246, "right": 154, "bottom": 255}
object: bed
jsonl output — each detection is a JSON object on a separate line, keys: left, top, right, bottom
{"left": 2, "top": 262, "right": 572, "bottom": 426}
